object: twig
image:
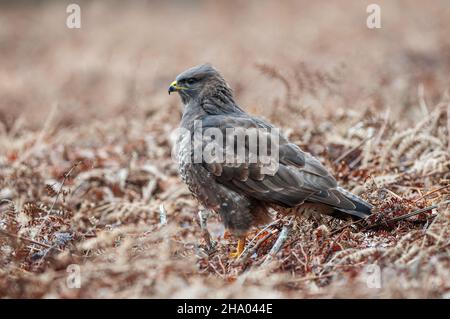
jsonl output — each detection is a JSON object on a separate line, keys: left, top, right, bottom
{"left": 0, "top": 229, "right": 58, "bottom": 251}
{"left": 363, "top": 199, "right": 450, "bottom": 231}
{"left": 382, "top": 187, "right": 403, "bottom": 200}
{"left": 159, "top": 203, "right": 167, "bottom": 225}
{"left": 238, "top": 231, "right": 276, "bottom": 264}
{"left": 330, "top": 218, "right": 366, "bottom": 236}
{"left": 290, "top": 273, "right": 334, "bottom": 283}
{"left": 208, "top": 260, "right": 225, "bottom": 279}
{"left": 237, "top": 219, "right": 280, "bottom": 261}
{"left": 348, "top": 155, "right": 362, "bottom": 169}
{"left": 261, "top": 218, "right": 293, "bottom": 266}
{"left": 48, "top": 161, "right": 82, "bottom": 214}
{"left": 216, "top": 255, "right": 226, "bottom": 275}
{"left": 198, "top": 209, "right": 212, "bottom": 250}
{"left": 414, "top": 185, "right": 450, "bottom": 203}
{"left": 291, "top": 251, "right": 308, "bottom": 272}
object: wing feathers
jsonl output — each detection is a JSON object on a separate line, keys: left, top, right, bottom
{"left": 200, "top": 115, "right": 371, "bottom": 216}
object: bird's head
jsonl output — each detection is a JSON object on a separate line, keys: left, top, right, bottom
{"left": 168, "top": 64, "right": 231, "bottom": 105}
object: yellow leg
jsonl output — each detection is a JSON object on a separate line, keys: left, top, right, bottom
{"left": 230, "top": 236, "right": 246, "bottom": 258}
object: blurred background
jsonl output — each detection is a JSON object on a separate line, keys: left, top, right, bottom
{"left": 1, "top": 0, "right": 450, "bottom": 298}
{"left": 1, "top": 0, "right": 449, "bottom": 129}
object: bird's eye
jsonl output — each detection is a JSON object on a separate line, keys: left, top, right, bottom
{"left": 186, "top": 78, "right": 197, "bottom": 85}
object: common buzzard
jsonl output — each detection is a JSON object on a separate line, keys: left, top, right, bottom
{"left": 169, "top": 64, "right": 372, "bottom": 257}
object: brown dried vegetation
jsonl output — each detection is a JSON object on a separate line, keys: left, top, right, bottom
{"left": 0, "top": 1, "right": 449, "bottom": 298}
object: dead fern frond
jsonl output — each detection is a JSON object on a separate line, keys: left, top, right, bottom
{"left": 45, "top": 184, "right": 58, "bottom": 197}
{"left": 85, "top": 201, "right": 159, "bottom": 226}
{"left": 255, "top": 63, "right": 292, "bottom": 109}
{"left": 394, "top": 133, "right": 443, "bottom": 164}
{"left": 22, "top": 203, "right": 46, "bottom": 218}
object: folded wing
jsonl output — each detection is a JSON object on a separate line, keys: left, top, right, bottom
{"left": 200, "top": 115, "right": 361, "bottom": 213}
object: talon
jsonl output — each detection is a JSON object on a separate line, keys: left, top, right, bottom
{"left": 229, "top": 237, "right": 246, "bottom": 258}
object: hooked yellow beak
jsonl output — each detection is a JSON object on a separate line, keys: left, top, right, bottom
{"left": 168, "top": 80, "right": 186, "bottom": 94}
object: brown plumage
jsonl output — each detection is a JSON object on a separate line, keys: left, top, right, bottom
{"left": 168, "top": 64, "right": 372, "bottom": 255}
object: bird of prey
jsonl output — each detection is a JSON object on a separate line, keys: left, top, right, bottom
{"left": 168, "top": 64, "right": 372, "bottom": 257}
